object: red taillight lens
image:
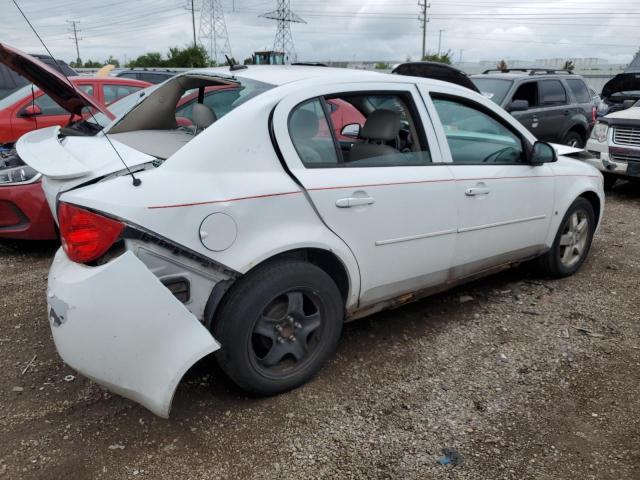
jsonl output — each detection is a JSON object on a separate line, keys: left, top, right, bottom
{"left": 58, "top": 202, "right": 124, "bottom": 263}
{"left": 592, "top": 106, "right": 597, "bottom": 123}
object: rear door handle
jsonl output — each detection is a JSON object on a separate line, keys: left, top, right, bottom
{"left": 563, "top": 110, "right": 571, "bottom": 116}
{"left": 336, "top": 196, "right": 375, "bottom": 208}
{"left": 465, "top": 187, "right": 490, "bottom": 196}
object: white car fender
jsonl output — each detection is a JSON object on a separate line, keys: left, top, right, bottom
{"left": 545, "top": 158, "right": 604, "bottom": 246}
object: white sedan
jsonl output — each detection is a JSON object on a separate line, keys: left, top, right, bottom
{"left": 17, "top": 62, "right": 604, "bottom": 417}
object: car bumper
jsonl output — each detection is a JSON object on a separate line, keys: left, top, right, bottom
{"left": 0, "top": 180, "right": 57, "bottom": 240}
{"left": 586, "top": 139, "right": 640, "bottom": 177}
{"left": 47, "top": 248, "right": 220, "bottom": 418}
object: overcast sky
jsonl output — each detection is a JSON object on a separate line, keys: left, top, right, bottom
{"left": 2, "top": 0, "right": 639, "bottom": 66}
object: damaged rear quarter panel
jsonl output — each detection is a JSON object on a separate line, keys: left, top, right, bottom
{"left": 48, "top": 248, "right": 219, "bottom": 418}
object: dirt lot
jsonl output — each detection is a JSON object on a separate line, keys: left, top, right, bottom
{"left": 1, "top": 186, "right": 639, "bottom": 480}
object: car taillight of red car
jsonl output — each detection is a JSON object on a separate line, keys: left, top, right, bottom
{"left": 58, "top": 202, "right": 124, "bottom": 263}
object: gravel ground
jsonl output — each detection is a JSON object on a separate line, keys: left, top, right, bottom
{"left": 1, "top": 186, "right": 639, "bottom": 480}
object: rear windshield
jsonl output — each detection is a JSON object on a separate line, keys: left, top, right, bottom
{"left": 471, "top": 78, "right": 513, "bottom": 105}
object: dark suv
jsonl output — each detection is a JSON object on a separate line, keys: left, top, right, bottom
{"left": 471, "top": 69, "right": 596, "bottom": 147}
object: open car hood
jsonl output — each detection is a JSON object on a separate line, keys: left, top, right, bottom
{"left": 0, "top": 43, "right": 109, "bottom": 117}
{"left": 601, "top": 73, "right": 640, "bottom": 99}
{"left": 392, "top": 62, "right": 480, "bottom": 93}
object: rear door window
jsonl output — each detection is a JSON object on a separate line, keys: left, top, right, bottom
{"left": 539, "top": 80, "right": 567, "bottom": 105}
{"left": 566, "top": 79, "right": 591, "bottom": 103}
{"left": 103, "top": 84, "right": 143, "bottom": 105}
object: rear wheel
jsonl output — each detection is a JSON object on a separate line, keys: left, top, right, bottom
{"left": 563, "top": 130, "right": 585, "bottom": 148}
{"left": 213, "top": 260, "right": 344, "bottom": 395}
{"left": 535, "top": 197, "right": 595, "bottom": 277}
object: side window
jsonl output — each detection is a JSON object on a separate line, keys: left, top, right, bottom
{"left": 33, "top": 94, "right": 66, "bottom": 116}
{"left": 289, "top": 98, "right": 339, "bottom": 166}
{"left": 431, "top": 97, "right": 525, "bottom": 164}
{"left": 77, "top": 84, "right": 95, "bottom": 97}
{"left": 539, "top": 80, "right": 567, "bottom": 106}
{"left": 566, "top": 79, "right": 591, "bottom": 103}
{"left": 140, "top": 73, "right": 167, "bottom": 84}
{"left": 117, "top": 72, "right": 138, "bottom": 80}
{"left": 103, "top": 84, "right": 142, "bottom": 105}
{"left": 511, "top": 81, "right": 538, "bottom": 107}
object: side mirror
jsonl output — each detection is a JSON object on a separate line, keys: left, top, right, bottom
{"left": 530, "top": 141, "right": 557, "bottom": 165}
{"left": 19, "top": 104, "right": 42, "bottom": 117}
{"left": 623, "top": 99, "right": 636, "bottom": 109}
{"left": 506, "top": 99, "right": 529, "bottom": 112}
{"left": 340, "top": 123, "right": 361, "bottom": 139}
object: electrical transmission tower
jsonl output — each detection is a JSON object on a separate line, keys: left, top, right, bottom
{"left": 259, "top": 1, "right": 306, "bottom": 64}
{"left": 66, "top": 20, "right": 82, "bottom": 65}
{"left": 198, "top": 0, "right": 233, "bottom": 66}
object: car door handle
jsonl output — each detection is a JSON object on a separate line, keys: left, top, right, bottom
{"left": 335, "top": 196, "right": 375, "bottom": 208}
{"left": 563, "top": 110, "right": 571, "bottom": 116}
{"left": 465, "top": 187, "right": 490, "bottom": 196}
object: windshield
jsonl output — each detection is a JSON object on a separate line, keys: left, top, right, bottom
{"left": 0, "top": 84, "right": 33, "bottom": 110}
{"left": 471, "top": 78, "right": 513, "bottom": 105}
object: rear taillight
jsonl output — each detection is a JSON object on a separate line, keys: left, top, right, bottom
{"left": 592, "top": 106, "right": 597, "bottom": 124}
{"left": 58, "top": 202, "right": 124, "bottom": 263}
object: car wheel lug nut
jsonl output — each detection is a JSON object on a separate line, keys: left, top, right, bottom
{"left": 277, "top": 336, "right": 284, "bottom": 344}
{"left": 294, "top": 322, "right": 301, "bottom": 329}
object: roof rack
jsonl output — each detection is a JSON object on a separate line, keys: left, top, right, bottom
{"left": 482, "top": 68, "right": 574, "bottom": 75}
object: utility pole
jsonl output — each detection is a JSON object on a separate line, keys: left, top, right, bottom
{"left": 438, "top": 29, "right": 444, "bottom": 56}
{"left": 190, "top": 0, "right": 197, "bottom": 47}
{"left": 66, "top": 20, "right": 82, "bottom": 66}
{"left": 418, "top": 1, "right": 430, "bottom": 60}
{"left": 458, "top": 49, "right": 464, "bottom": 64}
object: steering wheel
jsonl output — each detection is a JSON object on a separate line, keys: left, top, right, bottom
{"left": 482, "top": 146, "right": 518, "bottom": 163}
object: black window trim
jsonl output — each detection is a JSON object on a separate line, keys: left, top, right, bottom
{"left": 430, "top": 91, "right": 534, "bottom": 166}
{"left": 287, "top": 89, "right": 435, "bottom": 169}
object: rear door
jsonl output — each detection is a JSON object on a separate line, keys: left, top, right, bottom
{"left": 422, "top": 87, "right": 554, "bottom": 275}
{"left": 537, "top": 79, "right": 570, "bottom": 142}
{"left": 273, "top": 82, "right": 458, "bottom": 306}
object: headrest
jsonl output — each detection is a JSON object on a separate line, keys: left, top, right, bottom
{"left": 192, "top": 103, "right": 217, "bottom": 130}
{"left": 290, "top": 108, "right": 319, "bottom": 139}
{"left": 360, "top": 109, "right": 401, "bottom": 141}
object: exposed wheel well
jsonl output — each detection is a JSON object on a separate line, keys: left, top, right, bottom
{"left": 579, "top": 190, "right": 601, "bottom": 225}
{"left": 205, "top": 248, "right": 351, "bottom": 329}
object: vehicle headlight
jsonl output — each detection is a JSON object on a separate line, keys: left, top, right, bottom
{"left": 590, "top": 122, "right": 609, "bottom": 143}
{"left": 0, "top": 165, "right": 40, "bottom": 185}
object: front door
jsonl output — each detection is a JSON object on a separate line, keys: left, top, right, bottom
{"left": 425, "top": 92, "right": 555, "bottom": 276}
{"left": 273, "top": 83, "right": 458, "bottom": 306}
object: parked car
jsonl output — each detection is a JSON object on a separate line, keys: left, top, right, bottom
{"left": 586, "top": 97, "right": 640, "bottom": 189}
{"left": 0, "top": 54, "right": 76, "bottom": 100}
{"left": 598, "top": 72, "right": 640, "bottom": 116}
{"left": 0, "top": 76, "right": 149, "bottom": 146}
{"left": 470, "top": 69, "right": 596, "bottom": 148}
{"left": 115, "top": 68, "right": 179, "bottom": 84}
{"left": 12, "top": 45, "right": 604, "bottom": 417}
{"left": 0, "top": 45, "right": 152, "bottom": 240}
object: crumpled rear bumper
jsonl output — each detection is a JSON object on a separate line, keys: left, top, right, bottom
{"left": 47, "top": 248, "right": 220, "bottom": 418}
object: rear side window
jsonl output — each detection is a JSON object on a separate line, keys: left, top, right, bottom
{"left": 77, "top": 84, "right": 94, "bottom": 97}
{"left": 566, "top": 79, "right": 591, "bottom": 103}
{"left": 539, "top": 80, "right": 567, "bottom": 105}
{"left": 103, "top": 84, "right": 142, "bottom": 105}
{"left": 140, "top": 73, "right": 168, "bottom": 84}
{"left": 117, "top": 72, "right": 138, "bottom": 80}
{"left": 289, "top": 98, "right": 339, "bottom": 166}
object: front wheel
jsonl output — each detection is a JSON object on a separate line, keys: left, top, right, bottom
{"left": 535, "top": 197, "right": 595, "bottom": 277}
{"left": 562, "top": 131, "right": 585, "bottom": 149}
{"left": 213, "top": 260, "right": 344, "bottom": 395}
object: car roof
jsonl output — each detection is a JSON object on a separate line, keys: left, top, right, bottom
{"left": 471, "top": 72, "right": 585, "bottom": 81}
{"left": 183, "top": 64, "right": 468, "bottom": 89}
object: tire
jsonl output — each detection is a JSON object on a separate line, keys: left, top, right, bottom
{"left": 603, "top": 173, "right": 617, "bottom": 190}
{"left": 213, "top": 259, "right": 344, "bottom": 395}
{"left": 562, "top": 130, "right": 585, "bottom": 149}
{"left": 535, "top": 197, "right": 595, "bottom": 278}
